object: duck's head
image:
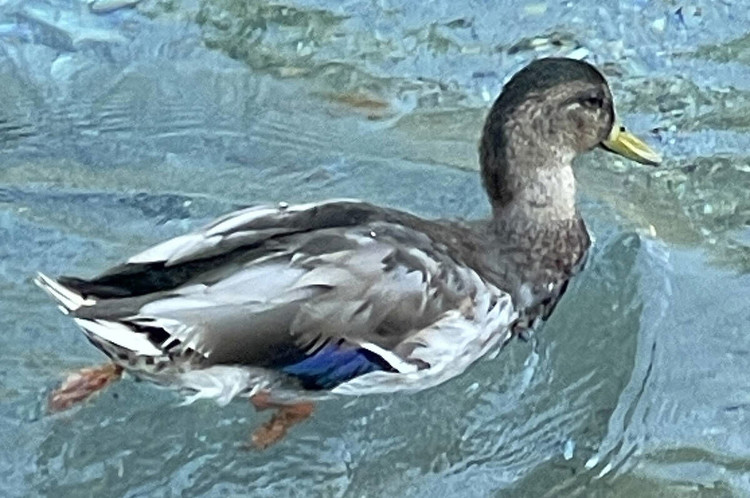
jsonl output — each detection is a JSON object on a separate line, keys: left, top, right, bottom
{"left": 480, "top": 58, "right": 661, "bottom": 217}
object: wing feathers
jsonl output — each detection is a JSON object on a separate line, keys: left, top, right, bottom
{"left": 38, "top": 201, "right": 509, "bottom": 391}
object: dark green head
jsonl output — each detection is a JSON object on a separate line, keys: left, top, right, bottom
{"left": 480, "top": 58, "right": 660, "bottom": 208}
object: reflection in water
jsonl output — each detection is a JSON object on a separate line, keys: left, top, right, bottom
{"left": 0, "top": 0, "right": 748, "bottom": 496}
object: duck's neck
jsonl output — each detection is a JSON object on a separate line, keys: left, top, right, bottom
{"left": 482, "top": 158, "right": 589, "bottom": 282}
{"left": 479, "top": 122, "right": 587, "bottom": 267}
{"left": 489, "top": 162, "right": 579, "bottom": 236}
{"left": 480, "top": 164, "right": 589, "bottom": 302}
{"left": 480, "top": 111, "right": 580, "bottom": 230}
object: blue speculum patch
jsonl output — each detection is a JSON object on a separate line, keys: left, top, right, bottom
{"left": 282, "top": 343, "right": 393, "bottom": 389}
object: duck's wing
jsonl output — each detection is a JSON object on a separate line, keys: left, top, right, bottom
{"left": 37, "top": 200, "right": 514, "bottom": 390}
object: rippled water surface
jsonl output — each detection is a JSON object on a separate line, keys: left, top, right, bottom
{"left": 1, "top": 0, "right": 749, "bottom": 496}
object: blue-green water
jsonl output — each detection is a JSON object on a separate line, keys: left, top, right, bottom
{"left": 1, "top": 0, "right": 749, "bottom": 496}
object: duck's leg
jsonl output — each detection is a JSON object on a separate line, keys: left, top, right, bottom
{"left": 249, "top": 391, "right": 315, "bottom": 449}
{"left": 48, "top": 363, "right": 123, "bottom": 412}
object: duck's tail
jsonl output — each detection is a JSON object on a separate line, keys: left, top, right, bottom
{"left": 35, "top": 272, "right": 166, "bottom": 359}
{"left": 34, "top": 272, "right": 96, "bottom": 314}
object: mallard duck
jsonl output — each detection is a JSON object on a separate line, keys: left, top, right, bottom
{"left": 36, "top": 58, "right": 661, "bottom": 448}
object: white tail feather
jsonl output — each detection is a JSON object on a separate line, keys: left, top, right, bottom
{"left": 73, "top": 318, "right": 163, "bottom": 357}
{"left": 34, "top": 272, "right": 95, "bottom": 313}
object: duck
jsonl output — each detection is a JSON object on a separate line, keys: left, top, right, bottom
{"left": 36, "top": 57, "right": 661, "bottom": 448}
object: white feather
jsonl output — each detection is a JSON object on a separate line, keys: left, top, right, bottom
{"left": 129, "top": 199, "right": 364, "bottom": 267}
{"left": 205, "top": 199, "right": 360, "bottom": 237}
{"left": 332, "top": 277, "right": 516, "bottom": 396}
{"left": 34, "top": 272, "right": 95, "bottom": 312}
{"left": 357, "top": 342, "right": 419, "bottom": 373}
{"left": 73, "top": 318, "right": 163, "bottom": 356}
{"left": 127, "top": 234, "right": 202, "bottom": 264}
{"left": 205, "top": 206, "right": 281, "bottom": 236}
{"left": 175, "top": 366, "right": 266, "bottom": 406}
{"left": 165, "top": 234, "right": 223, "bottom": 266}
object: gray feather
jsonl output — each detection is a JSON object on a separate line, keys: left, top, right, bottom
{"left": 54, "top": 201, "right": 496, "bottom": 374}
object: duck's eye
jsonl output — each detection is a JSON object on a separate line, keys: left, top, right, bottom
{"left": 581, "top": 96, "right": 603, "bottom": 109}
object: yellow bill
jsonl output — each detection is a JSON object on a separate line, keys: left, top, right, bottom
{"left": 602, "top": 121, "right": 662, "bottom": 166}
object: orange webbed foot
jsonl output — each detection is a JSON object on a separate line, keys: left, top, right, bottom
{"left": 249, "top": 391, "right": 314, "bottom": 449}
{"left": 48, "top": 363, "right": 123, "bottom": 412}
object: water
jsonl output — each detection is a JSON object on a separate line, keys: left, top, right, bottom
{"left": 1, "top": 0, "right": 748, "bottom": 496}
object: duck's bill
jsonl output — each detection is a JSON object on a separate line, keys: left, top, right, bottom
{"left": 602, "top": 122, "right": 662, "bottom": 166}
